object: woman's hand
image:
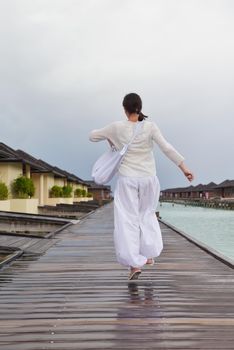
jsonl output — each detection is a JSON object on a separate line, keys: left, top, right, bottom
{"left": 178, "top": 162, "right": 194, "bottom": 182}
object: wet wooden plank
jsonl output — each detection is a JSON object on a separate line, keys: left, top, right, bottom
{"left": 0, "top": 203, "right": 233, "bottom": 349}
{"left": 0, "top": 234, "right": 58, "bottom": 255}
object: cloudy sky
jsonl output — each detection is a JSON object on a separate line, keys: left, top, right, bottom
{"left": 0, "top": 0, "right": 233, "bottom": 189}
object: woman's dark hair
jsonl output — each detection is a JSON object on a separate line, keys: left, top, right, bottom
{"left": 122, "top": 93, "right": 148, "bottom": 121}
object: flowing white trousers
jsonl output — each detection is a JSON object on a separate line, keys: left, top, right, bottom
{"left": 114, "top": 174, "right": 163, "bottom": 268}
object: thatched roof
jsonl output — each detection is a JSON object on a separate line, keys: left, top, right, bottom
{"left": 85, "top": 180, "right": 111, "bottom": 191}
{"left": 161, "top": 180, "right": 229, "bottom": 193}
{"left": 0, "top": 142, "right": 88, "bottom": 185}
{"left": 16, "top": 150, "right": 48, "bottom": 173}
{"left": 214, "top": 180, "right": 234, "bottom": 188}
{"left": 0, "top": 143, "right": 45, "bottom": 172}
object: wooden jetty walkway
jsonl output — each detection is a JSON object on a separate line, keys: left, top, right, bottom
{"left": 0, "top": 203, "right": 234, "bottom": 349}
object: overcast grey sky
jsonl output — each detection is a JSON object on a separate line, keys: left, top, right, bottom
{"left": 0, "top": 0, "right": 233, "bottom": 189}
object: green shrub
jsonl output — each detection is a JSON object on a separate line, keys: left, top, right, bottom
{"left": 87, "top": 192, "right": 93, "bottom": 198}
{"left": 0, "top": 182, "right": 8, "bottom": 200}
{"left": 81, "top": 189, "right": 87, "bottom": 197}
{"left": 74, "top": 188, "right": 83, "bottom": 197}
{"left": 50, "top": 185, "right": 63, "bottom": 198}
{"left": 74, "top": 188, "right": 88, "bottom": 197}
{"left": 12, "top": 176, "right": 35, "bottom": 198}
{"left": 62, "top": 185, "right": 73, "bottom": 198}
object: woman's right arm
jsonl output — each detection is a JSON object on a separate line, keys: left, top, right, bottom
{"left": 89, "top": 123, "right": 114, "bottom": 142}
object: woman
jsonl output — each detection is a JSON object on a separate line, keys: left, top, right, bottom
{"left": 89, "top": 93, "right": 194, "bottom": 280}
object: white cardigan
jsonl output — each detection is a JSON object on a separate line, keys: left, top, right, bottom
{"left": 89, "top": 120, "right": 185, "bottom": 177}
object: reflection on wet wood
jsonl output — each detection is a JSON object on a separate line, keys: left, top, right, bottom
{"left": 0, "top": 203, "right": 233, "bottom": 349}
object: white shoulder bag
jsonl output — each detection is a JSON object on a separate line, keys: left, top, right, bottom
{"left": 92, "top": 122, "right": 143, "bottom": 185}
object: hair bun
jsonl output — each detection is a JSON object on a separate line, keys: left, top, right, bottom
{"left": 138, "top": 111, "right": 148, "bottom": 121}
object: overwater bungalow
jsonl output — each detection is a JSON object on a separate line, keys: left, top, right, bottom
{"left": 213, "top": 180, "right": 234, "bottom": 198}
{"left": 161, "top": 180, "right": 234, "bottom": 200}
{"left": 0, "top": 142, "right": 92, "bottom": 214}
{"left": 85, "top": 181, "right": 112, "bottom": 201}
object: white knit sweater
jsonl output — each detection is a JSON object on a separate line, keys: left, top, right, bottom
{"left": 89, "top": 120, "right": 185, "bottom": 177}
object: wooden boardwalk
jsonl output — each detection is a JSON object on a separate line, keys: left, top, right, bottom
{"left": 0, "top": 202, "right": 234, "bottom": 349}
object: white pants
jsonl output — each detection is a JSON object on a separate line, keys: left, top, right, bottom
{"left": 114, "top": 174, "right": 163, "bottom": 268}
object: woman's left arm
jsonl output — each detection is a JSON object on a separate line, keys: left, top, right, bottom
{"left": 152, "top": 123, "right": 185, "bottom": 166}
{"left": 178, "top": 161, "right": 194, "bottom": 182}
{"left": 152, "top": 123, "right": 194, "bottom": 182}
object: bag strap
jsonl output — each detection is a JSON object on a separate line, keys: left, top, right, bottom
{"left": 108, "top": 121, "right": 144, "bottom": 151}
{"left": 127, "top": 121, "right": 144, "bottom": 146}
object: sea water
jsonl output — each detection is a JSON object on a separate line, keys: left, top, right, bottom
{"left": 158, "top": 202, "right": 234, "bottom": 260}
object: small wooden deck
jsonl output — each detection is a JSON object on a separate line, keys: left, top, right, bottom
{"left": 0, "top": 203, "right": 234, "bottom": 349}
